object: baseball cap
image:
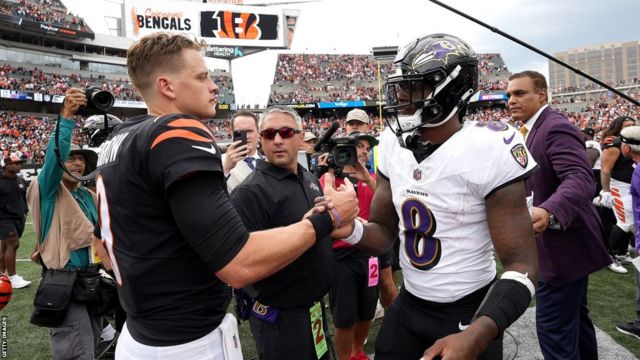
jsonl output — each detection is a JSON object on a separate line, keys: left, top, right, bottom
{"left": 350, "top": 132, "right": 379, "bottom": 147}
{"left": 1, "top": 153, "right": 24, "bottom": 167}
{"left": 68, "top": 144, "right": 98, "bottom": 175}
{"left": 346, "top": 109, "right": 370, "bottom": 124}
{"left": 303, "top": 132, "right": 317, "bottom": 142}
{"left": 620, "top": 126, "right": 640, "bottom": 145}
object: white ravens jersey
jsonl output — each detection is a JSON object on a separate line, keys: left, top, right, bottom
{"left": 377, "top": 121, "right": 537, "bottom": 302}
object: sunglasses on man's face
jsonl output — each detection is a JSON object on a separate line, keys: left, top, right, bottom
{"left": 259, "top": 127, "right": 302, "bottom": 140}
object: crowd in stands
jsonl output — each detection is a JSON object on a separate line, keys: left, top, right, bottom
{"left": 270, "top": 53, "right": 512, "bottom": 104}
{"left": 0, "top": 63, "right": 235, "bottom": 103}
{"left": 554, "top": 78, "right": 640, "bottom": 94}
{"left": 0, "top": 0, "right": 92, "bottom": 32}
{"left": 0, "top": 64, "right": 142, "bottom": 101}
{"left": 479, "top": 79, "right": 509, "bottom": 92}
{"left": 270, "top": 83, "right": 381, "bottom": 104}
{"left": 0, "top": 111, "right": 84, "bottom": 164}
{"left": 478, "top": 54, "right": 509, "bottom": 76}
{"left": 467, "top": 92, "right": 640, "bottom": 141}
{"left": 2, "top": 90, "right": 638, "bottom": 164}
{"left": 274, "top": 54, "right": 394, "bottom": 84}
{"left": 1, "top": 48, "right": 638, "bottom": 161}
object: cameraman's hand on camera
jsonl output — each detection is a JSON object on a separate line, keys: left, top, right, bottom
{"left": 323, "top": 171, "right": 359, "bottom": 229}
{"left": 61, "top": 88, "right": 87, "bottom": 119}
{"left": 223, "top": 140, "right": 249, "bottom": 175}
{"left": 317, "top": 153, "right": 329, "bottom": 166}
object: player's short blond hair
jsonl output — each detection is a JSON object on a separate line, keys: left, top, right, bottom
{"left": 127, "top": 33, "right": 206, "bottom": 96}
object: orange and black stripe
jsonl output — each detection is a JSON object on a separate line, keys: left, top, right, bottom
{"left": 151, "top": 118, "right": 215, "bottom": 149}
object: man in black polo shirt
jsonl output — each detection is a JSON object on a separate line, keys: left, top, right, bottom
{"left": 0, "top": 153, "right": 30, "bottom": 289}
{"left": 231, "top": 105, "right": 346, "bottom": 360}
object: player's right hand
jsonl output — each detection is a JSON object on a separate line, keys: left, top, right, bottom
{"left": 323, "top": 171, "right": 358, "bottom": 227}
{"left": 61, "top": 88, "right": 87, "bottom": 119}
{"left": 302, "top": 196, "right": 332, "bottom": 220}
{"left": 223, "top": 140, "right": 249, "bottom": 174}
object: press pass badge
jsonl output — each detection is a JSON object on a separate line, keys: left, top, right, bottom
{"left": 90, "top": 242, "right": 102, "bottom": 265}
{"left": 309, "top": 302, "right": 328, "bottom": 359}
{"left": 368, "top": 257, "right": 379, "bottom": 287}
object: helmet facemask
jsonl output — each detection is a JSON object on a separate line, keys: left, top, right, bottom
{"left": 384, "top": 34, "right": 479, "bottom": 137}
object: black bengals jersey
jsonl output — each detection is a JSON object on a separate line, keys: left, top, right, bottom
{"left": 603, "top": 141, "right": 634, "bottom": 183}
{"left": 95, "top": 113, "right": 247, "bottom": 346}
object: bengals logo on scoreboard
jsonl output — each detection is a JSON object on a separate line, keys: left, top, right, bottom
{"left": 200, "top": 11, "right": 279, "bottom": 41}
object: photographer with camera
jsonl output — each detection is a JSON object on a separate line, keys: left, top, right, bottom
{"left": 26, "top": 87, "right": 110, "bottom": 360}
{"left": 315, "top": 109, "right": 382, "bottom": 360}
{"left": 224, "top": 110, "right": 261, "bottom": 192}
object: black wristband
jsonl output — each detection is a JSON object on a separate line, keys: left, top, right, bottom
{"left": 308, "top": 212, "right": 333, "bottom": 242}
{"left": 473, "top": 279, "right": 532, "bottom": 334}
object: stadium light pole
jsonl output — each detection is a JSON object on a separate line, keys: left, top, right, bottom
{"left": 372, "top": 46, "right": 398, "bottom": 129}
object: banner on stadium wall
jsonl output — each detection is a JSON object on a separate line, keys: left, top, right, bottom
{"left": 284, "top": 103, "right": 316, "bottom": 109}
{"left": 0, "top": 13, "right": 22, "bottom": 26}
{"left": 364, "top": 100, "right": 386, "bottom": 107}
{"left": 0, "top": 89, "right": 148, "bottom": 108}
{"left": 478, "top": 93, "right": 508, "bottom": 101}
{"left": 1, "top": 90, "right": 63, "bottom": 103}
{"left": 113, "top": 99, "right": 147, "bottom": 108}
{"left": 20, "top": 18, "right": 95, "bottom": 40}
{"left": 217, "top": 103, "right": 237, "bottom": 111}
{"left": 284, "top": 9, "right": 300, "bottom": 50}
{"left": 0, "top": 90, "right": 33, "bottom": 100}
{"left": 469, "top": 92, "right": 508, "bottom": 103}
{"left": 205, "top": 45, "right": 245, "bottom": 59}
{"left": 124, "top": 0, "right": 286, "bottom": 48}
{"left": 50, "top": 95, "right": 65, "bottom": 104}
{"left": 317, "top": 101, "right": 366, "bottom": 109}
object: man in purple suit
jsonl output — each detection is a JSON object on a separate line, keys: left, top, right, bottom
{"left": 507, "top": 70, "right": 611, "bottom": 360}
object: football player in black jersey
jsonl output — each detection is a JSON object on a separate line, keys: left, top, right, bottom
{"left": 93, "top": 33, "right": 358, "bottom": 359}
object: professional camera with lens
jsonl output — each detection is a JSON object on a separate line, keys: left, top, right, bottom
{"left": 311, "top": 132, "right": 359, "bottom": 176}
{"left": 77, "top": 87, "right": 115, "bottom": 116}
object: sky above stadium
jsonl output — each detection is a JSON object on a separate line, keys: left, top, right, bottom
{"left": 63, "top": 0, "right": 640, "bottom": 107}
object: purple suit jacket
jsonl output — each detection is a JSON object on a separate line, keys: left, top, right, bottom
{"left": 525, "top": 106, "right": 611, "bottom": 286}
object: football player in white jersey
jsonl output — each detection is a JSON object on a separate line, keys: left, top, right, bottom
{"left": 339, "top": 34, "right": 540, "bottom": 359}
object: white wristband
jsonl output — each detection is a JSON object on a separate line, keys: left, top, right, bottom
{"left": 501, "top": 271, "right": 536, "bottom": 298}
{"left": 343, "top": 220, "right": 364, "bottom": 245}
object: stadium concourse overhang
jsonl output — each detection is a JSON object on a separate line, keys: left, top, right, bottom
{"left": 0, "top": 14, "right": 95, "bottom": 41}
{"left": 0, "top": 96, "right": 147, "bottom": 120}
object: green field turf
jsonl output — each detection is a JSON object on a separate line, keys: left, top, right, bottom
{"left": 2, "top": 216, "right": 640, "bottom": 359}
